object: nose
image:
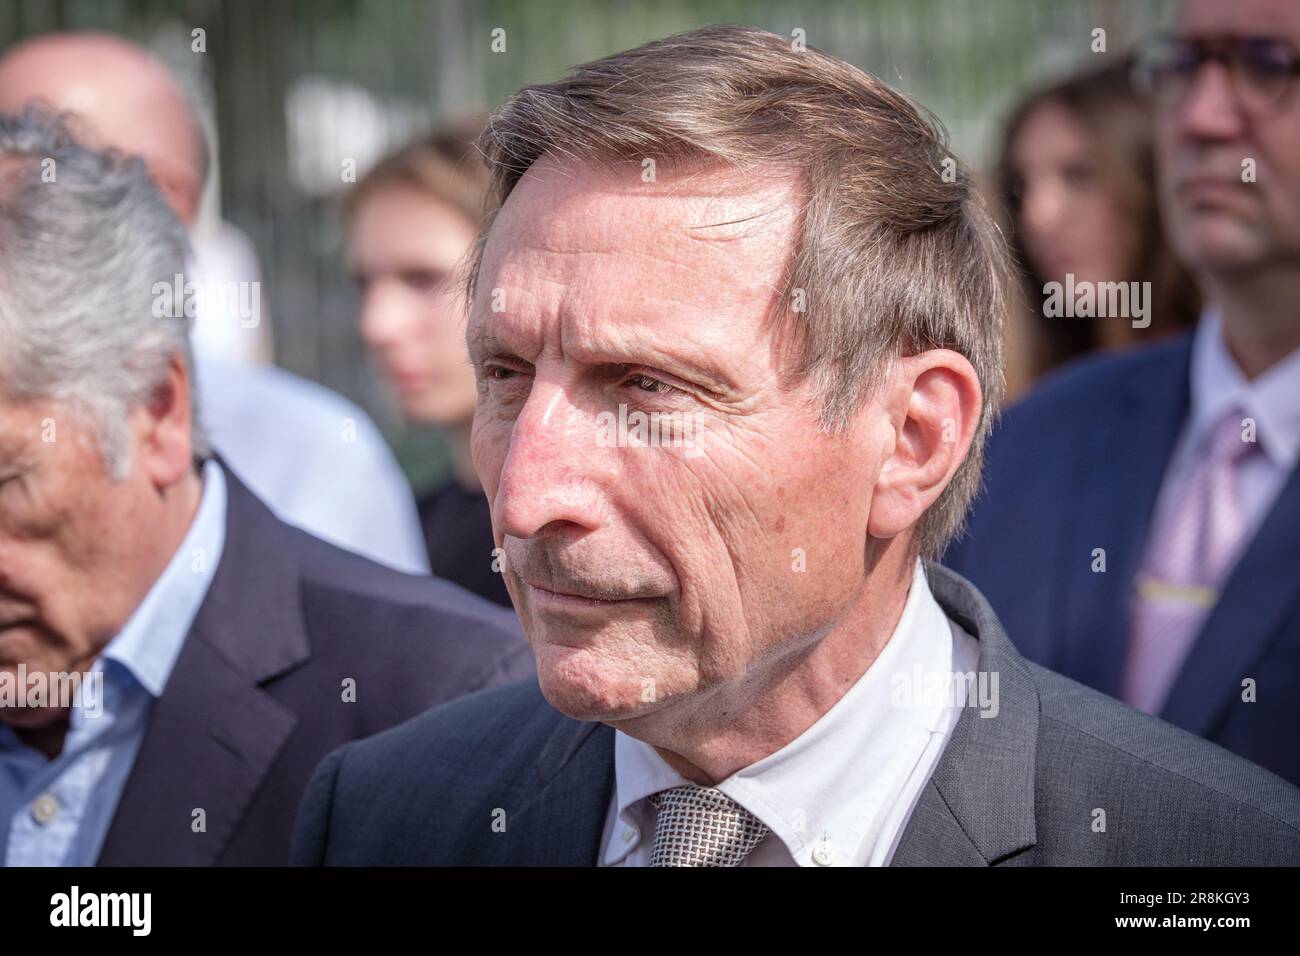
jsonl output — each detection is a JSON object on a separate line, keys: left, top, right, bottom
{"left": 1171, "top": 60, "right": 1247, "bottom": 142}
{"left": 1020, "top": 176, "right": 1066, "bottom": 239}
{"left": 492, "top": 379, "right": 613, "bottom": 540}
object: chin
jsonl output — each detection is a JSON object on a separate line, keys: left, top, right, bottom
{"left": 1177, "top": 217, "right": 1267, "bottom": 271}
{"left": 535, "top": 642, "right": 658, "bottom": 722}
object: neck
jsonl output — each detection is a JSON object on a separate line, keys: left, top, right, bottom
{"left": 617, "top": 540, "right": 916, "bottom": 784}
{"left": 448, "top": 423, "right": 480, "bottom": 491}
{"left": 1203, "top": 263, "right": 1300, "bottom": 379}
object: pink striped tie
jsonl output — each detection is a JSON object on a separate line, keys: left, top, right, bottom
{"left": 1124, "top": 408, "right": 1259, "bottom": 714}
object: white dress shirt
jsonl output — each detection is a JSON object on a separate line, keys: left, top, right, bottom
{"left": 195, "top": 353, "right": 430, "bottom": 575}
{"left": 1149, "top": 308, "right": 1300, "bottom": 545}
{"left": 598, "top": 559, "right": 981, "bottom": 867}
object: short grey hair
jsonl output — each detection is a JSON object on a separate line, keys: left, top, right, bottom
{"left": 466, "top": 25, "right": 1010, "bottom": 557}
{"left": 0, "top": 107, "right": 206, "bottom": 477}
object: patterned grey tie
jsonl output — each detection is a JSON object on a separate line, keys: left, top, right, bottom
{"left": 648, "top": 785, "right": 770, "bottom": 866}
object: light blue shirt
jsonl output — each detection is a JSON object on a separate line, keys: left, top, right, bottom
{"left": 0, "top": 459, "right": 227, "bottom": 866}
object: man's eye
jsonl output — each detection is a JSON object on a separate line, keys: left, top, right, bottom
{"left": 483, "top": 364, "right": 526, "bottom": 384}
{"left": 624, "top": 373, "right": 678, "bottom": 395}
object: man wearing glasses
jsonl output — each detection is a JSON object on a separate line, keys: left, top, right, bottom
{"left": 946, "top": 0, "right": 1300, "bottom": 785}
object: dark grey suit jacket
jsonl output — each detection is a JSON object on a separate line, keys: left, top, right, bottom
{"left": 292, "top": 563, "right": 1300, "bottom": 866}
{"left": 95, "top": 460, "right": 533, "bottom": 866}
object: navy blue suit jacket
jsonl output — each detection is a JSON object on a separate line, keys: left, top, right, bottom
{"left": 94, "top": 460, "right": 533, "bottom": 865}
{"left": 944, "top": 334, "right": 1300, "bottom": 784}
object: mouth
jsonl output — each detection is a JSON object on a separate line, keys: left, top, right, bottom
{"left": 1177, "top": 176, "right": 1248, "bottom": 201}
{"left": 523, "top": 580, "right": 655, "bottom": 611}
{"left": 388, "top": 369, "right": 431, "bottom": 392}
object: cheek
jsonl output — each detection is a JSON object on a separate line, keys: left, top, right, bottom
{"left": 745, "top": 433, "right": 876, "bottom": 612}
{"left": 1, "top": 477, "right": 116, "bottom": 633}
{"left": 1261, "top": 146, "right": 1300, "bottom": 234}
{"left": 651, "top": 420, "right": 872, "bottom": 625}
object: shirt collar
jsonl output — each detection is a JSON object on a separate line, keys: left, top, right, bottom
{"left": 97, "top": 459, "right": 228, "bottom": 699}
{"left": 607, "top": 558, "right": 957, "bottom": 866}
{"left": 1189, "top": 307, "right": 1300, "bottom": 469}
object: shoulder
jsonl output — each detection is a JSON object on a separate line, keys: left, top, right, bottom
{"left": 293, "top": 680, "right": 560, "bottom": 864}
{"left": 1027, "top": 663, "right": 1300, "bottom": 860}
{"left": 330, "top": 679, "right": 556, "bottom": 782}
{"left": 291, "top": 525, "right": 530, "bottom": 684}
{"left": 220, "top": 464, "right": 526, "bottom": 680}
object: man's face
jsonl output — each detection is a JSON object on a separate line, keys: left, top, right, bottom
{"left": 1157, "top": 0, "right": 1300, "bottom": 273}
{"left": 0, "top": 397, "right": 159, "bottom": 729}
{"left": 469, "top": 158, "right": 887, "bottom": 724}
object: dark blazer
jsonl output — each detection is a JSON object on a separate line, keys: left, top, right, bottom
{"left": 943, "top": 334, "right": 1300, "bottom": 785}
{"left": 418, "top": 480, "right": 513, "bottom": 608}
{"left": 95, "top": 460, "right": 534, "bottom": 866}
{"left": 291, "top": 563, "right": 1300, "bottom": 866}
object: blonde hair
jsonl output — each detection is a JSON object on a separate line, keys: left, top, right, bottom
{"left": 349, "top": 115, "right": 491, "bottom": 226}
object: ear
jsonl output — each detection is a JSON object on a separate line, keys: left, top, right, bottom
{"left": 867, "top": 349, "right": 982, "bottom": 541}
{"left": 131, "top": 353, "right": 195, "bottom": 490}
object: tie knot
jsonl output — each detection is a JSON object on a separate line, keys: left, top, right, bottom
{"left": 648, "top": 785, "right": 769, "bottom": 867}
{"left": 1205, "top": 408, "right": 1259, "bottom": 464}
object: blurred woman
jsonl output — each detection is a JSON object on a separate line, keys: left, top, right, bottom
{"left": 348, "top": 120, "right": 512, "bottom": 606}
{"left": 997, "top": 57, "right": 1200, "bottom": 398}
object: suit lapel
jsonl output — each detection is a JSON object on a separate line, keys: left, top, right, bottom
{"left": 97, "top": 460, "right": 311, "bottom": 865}
{"left": 1059, "top": 340, "right": 1192, "bottom": 696}
{"left": 892, "top": 565, "right": 1041, "bottom": 866}
{"left": 487, "top": 718, "right": 614, "bottom": 866}
{"left": 1161, "top": 460, "right": 1300, "bottom": 735}
{"left": 95, "top": 637, "right": 299, "bottom": 865}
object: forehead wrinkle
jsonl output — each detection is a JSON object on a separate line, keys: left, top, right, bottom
{"left": 472, "top": 160, "right": 799, "bottom": 380}
{"left": 475, "top": 243, "right": 785, "bottom": 387}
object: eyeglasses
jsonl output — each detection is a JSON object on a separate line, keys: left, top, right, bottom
{"left": 1133, "top": 34, "right": 1300, "bottom": 113}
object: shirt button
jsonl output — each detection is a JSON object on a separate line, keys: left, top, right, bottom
{"left": 812, "top": 840, "right": 836, "bottom": 866}
{"left": 31, "top": 793, "right": 60, "bottom": 826}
